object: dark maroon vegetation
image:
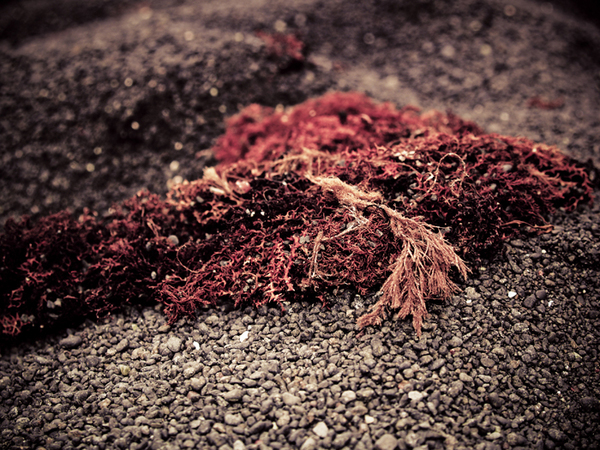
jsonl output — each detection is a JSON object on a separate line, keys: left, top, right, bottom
{"left": 0, "top": 92, "right": 593, "bottom": 338}
{"left": 255, "top": 31, "right": 305, "bottom": 62}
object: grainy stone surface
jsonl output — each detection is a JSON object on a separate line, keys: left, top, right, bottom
{"left": 1, "top": 1, "right": 600, "bottom": 449}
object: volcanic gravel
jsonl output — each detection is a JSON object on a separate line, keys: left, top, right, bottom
{"left": 1, "top": 0, "right": 600, "bottom": 449}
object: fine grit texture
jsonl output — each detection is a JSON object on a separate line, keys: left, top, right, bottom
{"left": 1, "top": 0, "right": 599, "bottom": 449}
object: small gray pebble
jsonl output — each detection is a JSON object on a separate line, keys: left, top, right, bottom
{"left": 115, "top": 338, "right": 129, "bottom": 352}
{"left": 357, "top": 388, "right": 375, "bottom": 400}
{"left": 580, "top": 396, "right": 599, "bottom": 411}
{"left": 166, "top": 336, "right": 182, "bottom": 353}
{"left": 448, "top": 336, "right": 463, "bottom": 347}
{"left": 300, "top": 437, "right": 317, "bottom": 450}
{"left": 371, "top": 337, "right": 386, "bottom": 357}
{"left": 547, "top": 428, "right": 567, "bottom": 442}
{"left": 506, "top": 432, "right": 526, "bottom": 446}
{"left": 222, "top": 388, "right": 244, "bottom": 402}
{"left": 183, "top": 361, "right": 201, "bottom": 378}
{"left": 375, "top": 433, "right": 397, "bottom": 450}
{"left": 488, "top": 392, "right": 504, "bottom": 408}
{"left": 332, "top": 431, "right": 353, "bottom": 449}
{"left": 59, "top": 335, "right": 82, "bottom": 348}
{"left": 282, "top": 392, "right": 300, "bottom": 405}
{"left": 224, "top": 413, "right": 243, "bottom": 426}
{"left": 363, "top": 357, "right": 376, "bottom": 368}
{"left": 429, "top": 358, "right": 445, "bottom": 370}
{"left": 448, "top": 380, "right": 464, "bottom": 397}
{"left": 523, "top": 294, "right": 536, "bottom": 308}
{"left": 480, "top": 356, "right": 495, "bottom": 368}
{"left": 191, "top": 376, "right": 206, "bottom": 390}
{"left": 86, "top": 355, "right": 101, "bottom": 367}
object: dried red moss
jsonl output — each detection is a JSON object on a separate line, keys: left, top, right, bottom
{"left": 0, "top": 92, "right": 593, "bottom": 338}
{"left": 527, "top": 96, "right": 565, "bottom": 110}
{"left": 256, "top": 31, "right": 304, "bottom": 62}
{"left": 214, "top": 92, "right": 592, "bottom": 257}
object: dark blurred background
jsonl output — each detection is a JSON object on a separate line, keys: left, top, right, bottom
{"left": 1, "top": 0, "right": 599, "bottom": 45}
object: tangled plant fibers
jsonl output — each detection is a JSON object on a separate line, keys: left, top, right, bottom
{"left": 0, "top": 92, "right": 592, "bottom": 338}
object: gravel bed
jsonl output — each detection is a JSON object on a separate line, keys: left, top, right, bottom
{"left": 1, "top": 0, "right": 600, "bottom": 449}
{"left": 1, "top": 208, "right": 599, "bottom": 450}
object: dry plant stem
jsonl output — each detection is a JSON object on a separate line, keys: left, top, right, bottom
{"left": 310, "top": 176, "right": 469, "bottom": 335}
{"left": 307, "top": 230, "right": 324, "bottom": 287}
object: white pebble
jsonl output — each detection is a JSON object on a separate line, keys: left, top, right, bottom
{"left": 341, "top": 390, "right": 357, "bottom": 403}
{"left": 233, "top": 440, "right": 246, "bottom": 450}
{"left": 408, "top": 391, "right": 424, "bottom": 402}
{"left": 313, "top": 421, "right": 328, "bottom": 438}
{"left": 240, "top": 330, "right": 249, "bottom": 342}
{"left": 441, "top": 44, "right": 456, "bottom": 58}
{"left": 119, "top": 365, "right": 131, "bottom": 376}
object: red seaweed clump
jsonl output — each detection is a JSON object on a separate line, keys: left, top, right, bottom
{"left": 0, "top": 92, "right": 593, "bottom": 338}
{"left": 255, "top": 31, "right": 304, "bottom": 62}
{"left": 214, "top": 92, "right": 591, "bottom": 256}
